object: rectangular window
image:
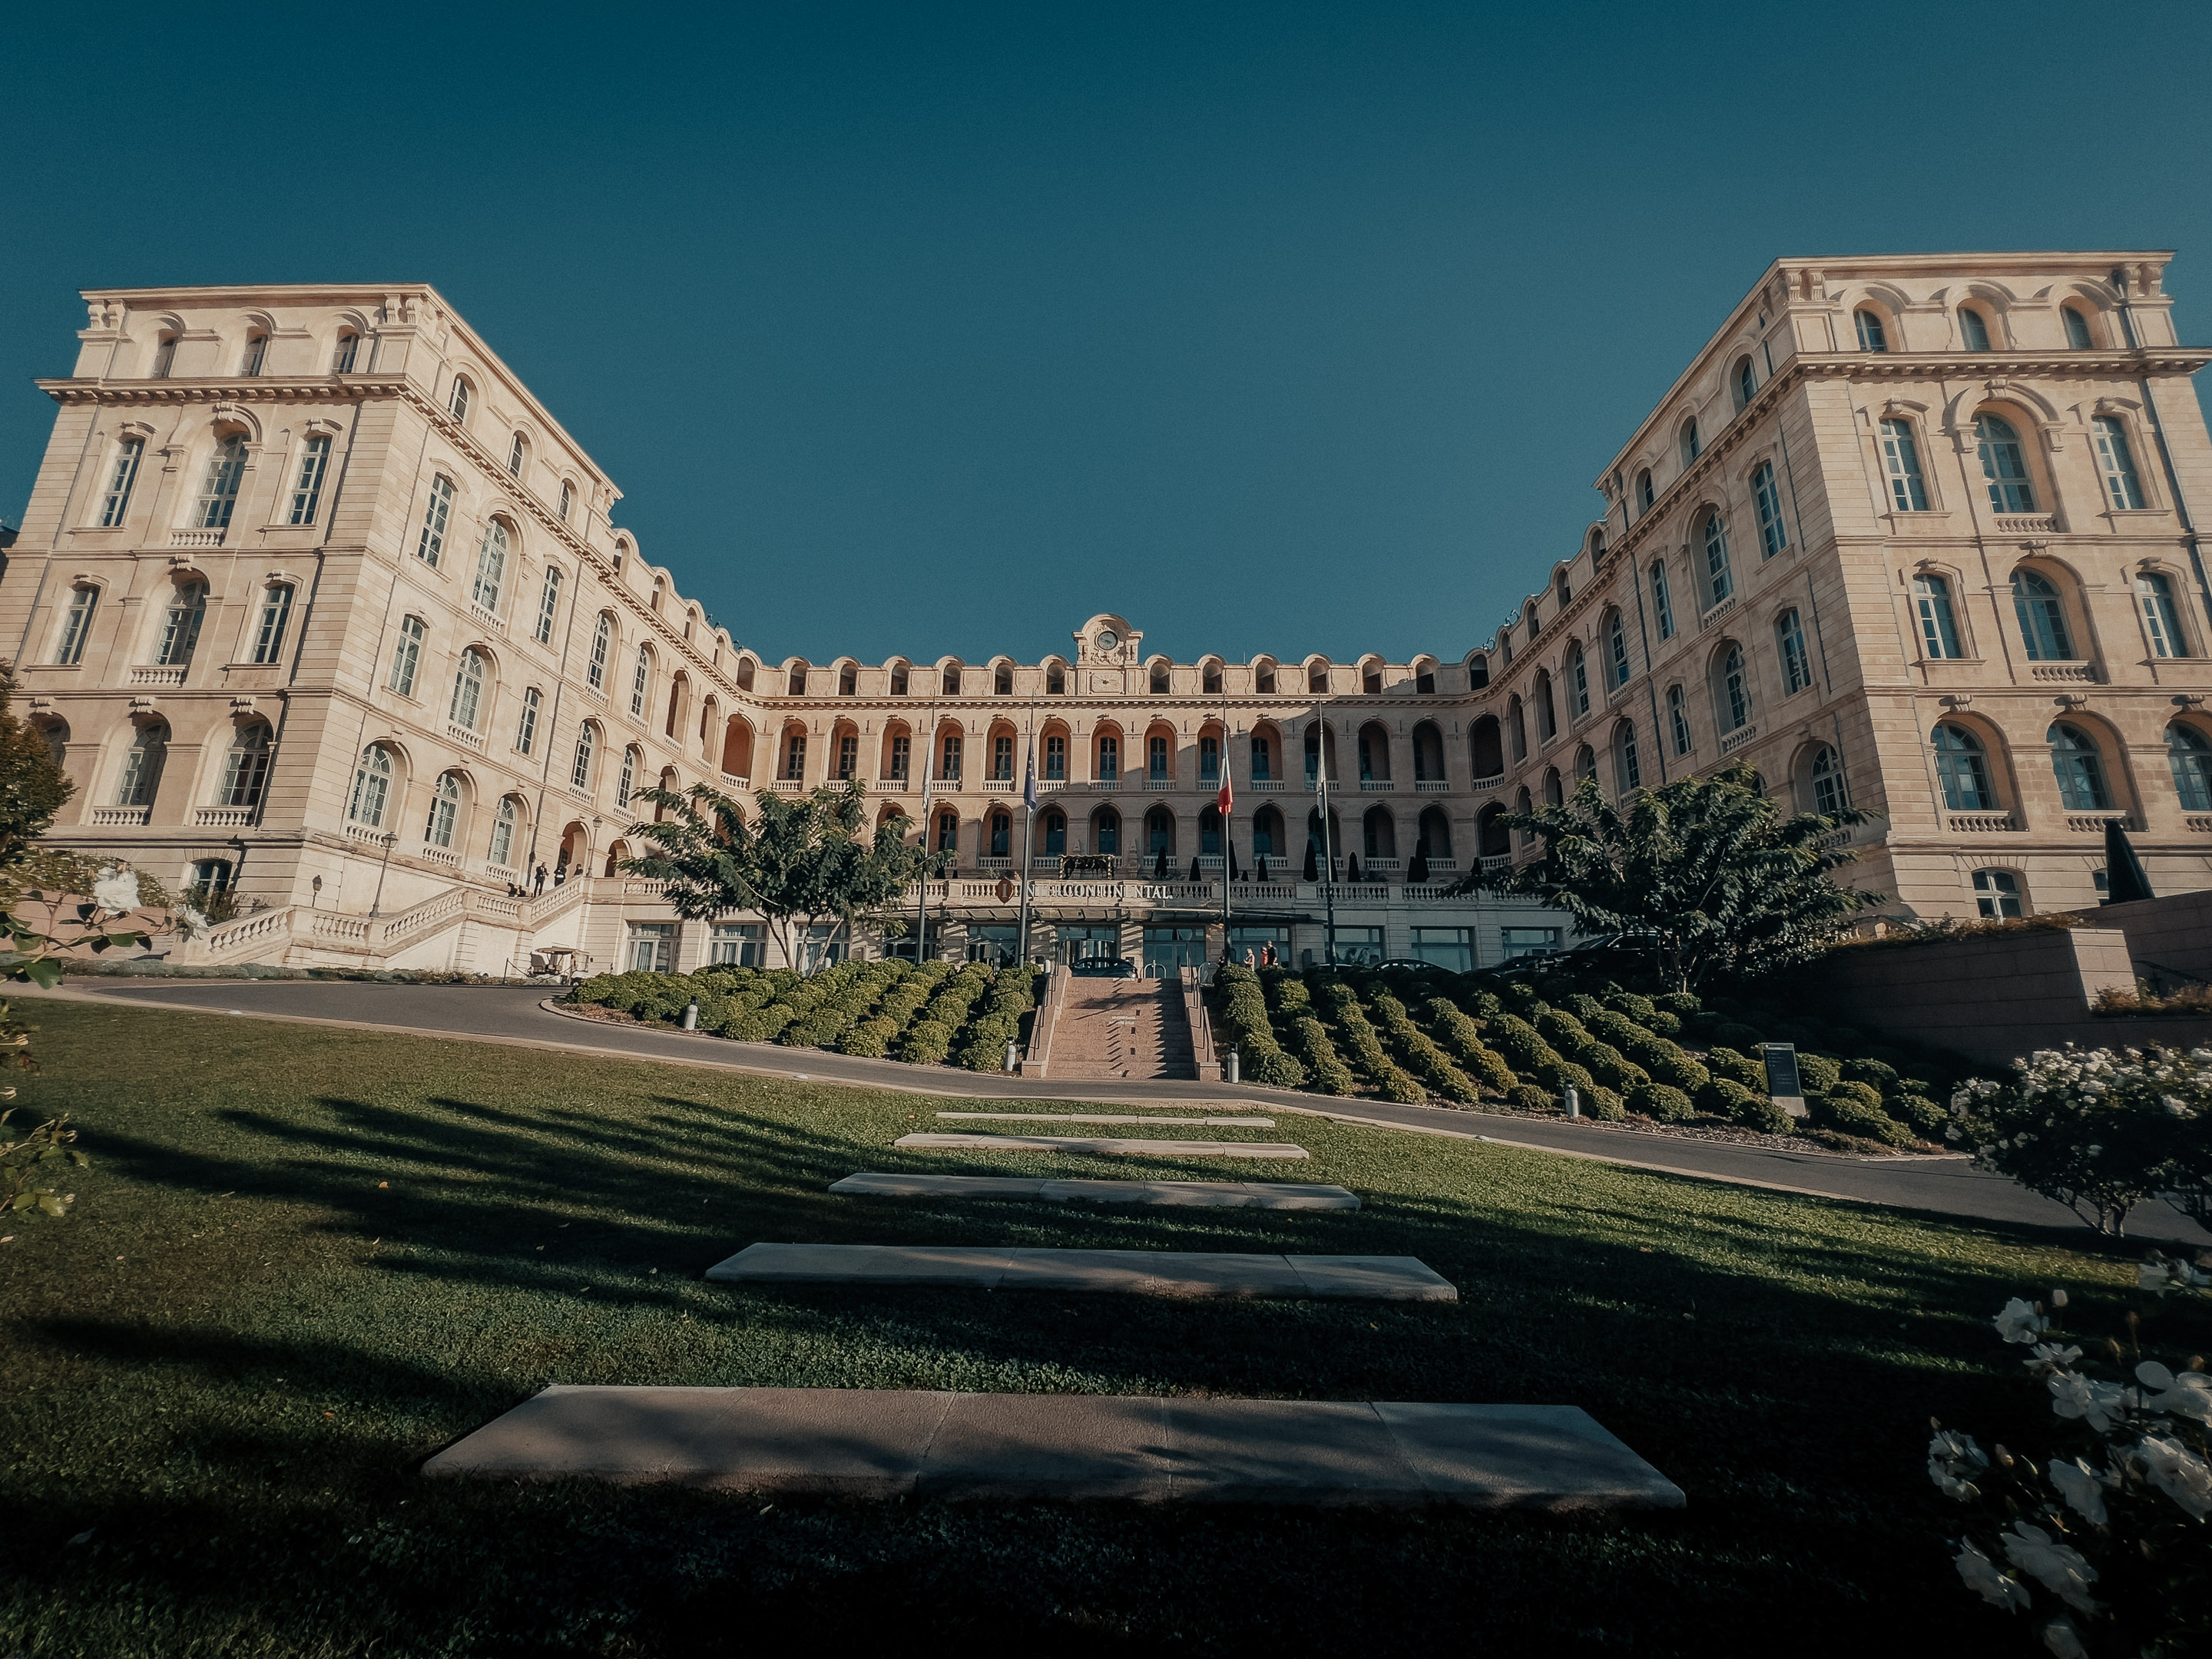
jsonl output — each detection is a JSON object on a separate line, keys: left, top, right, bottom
{"left": 1095, "top": 736, "right": 1115, "bottom": 780}
{"left": 1914, "top": 575, "right": 1962, "bottom": 660}
{"left": 1651, "top": 562, "right": 1675, "bottom": 639}
{"left": 1667, "top": 685, "right": 1691, "bottom": 755}
{"left": 1045, "top": 733, "right": 1065, "bottom": 780}
{"left": 517, "top": 686, "right": 541, "bottom": 753}
{"left": 389, "top": 616, "right": 424, "bottom": 696}
{"left": 1149, "top": 735, "right": 1169, "bottom": 778}
{"left": 508, "top": 434, "right": 525, "bottom": 476}
{"left": 287, "top": 435, "right": 330, "bottom": 525}
{"left": 2139, "top": 573, "right": 2187, "bottom": 658}
{"left": 889, "top": 733, "right": 910, "bottom": 780}
{"left": 1777, "top": 610, "right": 1813, "bottom": 694}
{"left": 1409, "top": 926, "right": 1473, "bottom": 972}
{"left": 55, "top": 586, "right": 98, "bottom": 665}
{"left": 1251, "top": 737, "right": 1271, "bottom": 780}
{"left": 839, "top": 733, "right": 858, "bottom": 780}
{"left": 197, "top": 437, "right": 247, "bottom": 530}
{"left": 1326, "top": 926, "right": 1385, "bottom": 969}
{"left": 2093, "top": 416, "right": 2147, "bottom": 511}
{"left": 417, "top": 475, "right": 453, "bottom": 566}
{"left": 1879, "top": 419, "right": 1929, "bottom": 512}
{"left": 99, "top": 439, "right": 143, "bottom": 526}
{"left": 1500, "top": 926, "right": 1562, "bottom": 960}
{"left": 157, "top": 584, "right": 206, "bottom": 667}
{"left": 1200, "top": 735, "right": 1220, "bottom": 780}
{"left": 992, "top": 734, "right": 1014, "bottom": 780}
{"left": 626, "top": 922, "right": 677, "bottom": 974}
{"left": 941, "top": 733, "right": 962, "bottom": 780}
{"left": 251, "top": 585, "right": 294, "bottom": 664}
{"left": 333, "top": 333, "right": 359, "bottom": 374}
{"left": 710, "top": 923, "right": 764, "bottom": 967}
{"left": 1752, "top": 462, "right": 1788, "bottom": 556}
{"left": 784, "top": 733, "right": 806, "bottom": 780}
{"left": 534, "top": 566, "right": 561, "bottom": 645}
{"left": 557, "top": 480, "right": 572, "bottom": 522}
{"left": 630, "top": 647, "right": 651, "bottom": 718}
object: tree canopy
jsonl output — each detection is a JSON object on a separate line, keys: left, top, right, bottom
{"left": 1452, "top": 763, "right": 1880, "bottom": 989}
{"left": 0, "top": 667, "right": 71, "bottom": 873}
{"left": 621, "top": 780, "right": 929, "bottom": 969}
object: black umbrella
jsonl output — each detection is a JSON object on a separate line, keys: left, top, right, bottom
{"left": 2103, "top": 818, "right": 2155, "bottom": 904}
{"left": 1188, "top": 856, "right": 1202, "bottom": 882}
{"left": 1302, "top": 843, "right": 1318, "bottom": 882}
{"left": 1154, "top": 848, "right": 1169, "bottom": 881}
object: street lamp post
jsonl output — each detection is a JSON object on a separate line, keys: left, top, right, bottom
{"left": 367, "top": 832, "right": 399, "bottom": 919}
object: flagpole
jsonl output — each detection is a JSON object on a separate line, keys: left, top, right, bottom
{"left": 1018, "top": 702, "right": 1036, "bottom": 965}
{"left": 1219, "top": 685, "right": 1232, "bottom": 959}
{"left": 1318, "top": 709, "right": 1337, "bottom": 968}
{"left": 915, "top": 692, "right": 935, "bottom": 964}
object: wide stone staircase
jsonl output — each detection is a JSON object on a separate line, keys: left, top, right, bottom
{"left": 1048, "top": 976, "right": 1196, "bottom": 1081}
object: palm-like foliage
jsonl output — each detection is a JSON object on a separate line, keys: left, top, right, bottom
{"left": 1452, "top": 762, "right": 1880, "bottom": 989}
{"left": 621, "top": 780, "right": 929, "bottom": 969}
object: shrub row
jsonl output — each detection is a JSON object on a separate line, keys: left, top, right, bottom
{"left": 1316, "top": 982, "right": 1426, "bottom": 1104}
{"left": 952, "top": 965, "right": 1041, "bottom": 1071}
{"left": 1210, "top": 965, "right": 1308, "bottom": 1088}
{"left": 1367, "top": 993, "right": 1479, "bottom": 1104}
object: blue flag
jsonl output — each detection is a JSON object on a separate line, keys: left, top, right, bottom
{"left": 1022, "top": 742, "right": 1038, "bottom": 810}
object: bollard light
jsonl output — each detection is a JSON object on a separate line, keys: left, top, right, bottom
{"left": 682, "top": 998, "right": 699, "bottom": 1031}
{"left": 1004, "top": 1038, "right": 1020, "bottom": 1073}
{"left": 1563, "top": 1084, "right": 1581, "bottom": 1118}
{"left": 1226, "top": 1048, "right": 1240, "bottom": 1085}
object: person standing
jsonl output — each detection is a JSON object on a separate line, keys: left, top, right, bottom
{"left": 533, "top": 863, "right": 548, "bottom": 896}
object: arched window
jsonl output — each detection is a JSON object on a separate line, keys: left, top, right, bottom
{"left": 1667, "top": 684, "right": 1691, "bottom": 755}
{"left": 1146, "top": 806, "right": 1174, "bottom": 854}
{"left": 1573, "top": 743, "right": 1595, "bottom": 783}
{"left": 1976, "top": 415, "right": 2037, "bottom": 513}
{"left": 1974, "top": 869, "right": 2025, "bottom": 919}
{"left": 1304, "top": 723, "right": 1338, "bottom": 781}
{"left": 488, "top": 797, "right": 520, "bottom": 868}
{"left": 1854, "top": 309, "right": 1889, "bottom": 352}
{"left": 1555, "top": 574, "right": 1571, "bottom": 608}
{"left": 994, "top": 730, "right": 1018, "bottom": 781}
{"left": 1250, "top": 729, "right": 1273, "bottom": 780}
{"left": 557, "top": 479, "right": 573, "bottom": 522}
{"left": 939, "top": 730, "right": 961, "bottom": 781}
{"left": 1680, "top": 418, "right": 1700, "bottom": 467}
{"left": 289, "top": 434, "right": 331, "bottom": 525}
{"left": 1466, "top": 652, "right": 1488, "bottom": 689}
{"left": 516, "top": 686, "right": 541, "bottom": 755}
{"left": 992, "top": 661, "right": 1013, "bottom": 696}
{"left": 618, "top": 746, "right": 641, "bottom": 804}
{"left": 2167, "top": 724, "right": 2212, "bottom": 812}
{"left": 1149, "top": 733, "right": 1171, "bottom": 780}
{"left": 1932, "top": 724, "right": 1992, "bottom": 811}
{"left": 218, "top": 723, "right": 271, "bottom": 809}
{"left": 1715, "top": 647, "right": 1750, "bottom": 732}
{"left": 2012, "top": 570, "right": 2074, "bottom": 661}
{"left": 1542, "top": 768, "right": 1564, "bottom": 807}
{"left": 2092, "top": 416, "right": 2147, "bottom": 510}
{"left": 1362, "top": 806, "right": 1396, "bottom": 859}
{"left": 1959, "top": 307, "right": 1992, "bottom": 351}
{"left": 1308, "top": 661, "right": 1329, "bottom": 693}
{"left": 988, "top": 810, "right": 1012, "bottom": 857}
{"left": 1614, "top": 720, "right": 1641, "bottom": 793}
{"left": 534, "top": 565, "right": 562, "bottom": 646}
{"left": 1150, "top": 660, "right": 1171, "bottom": 694}
{"left": 349, "top": 743, "right": 394, "bottom": 826}
{"left": 1879, "top": 419, "right": 1929, "bottom": 512}
{"left": 417, "top": 475, "right": 454, "bottom": 566}
{"left": 784, "top": 728, "right": 809, "bottom": 781}
{"left": 1096, "top": 731, "right": 1118, "bottom": 781}
{"left": 472, "top": 520, "right": 509, "bottom": 612}
{"left": 1416, "top": 804, "right": 1451, "bottom": 860}
{"left": 1203, "top": 660, "right": 1224, "bottom": 694}
{"left": 425, "top": 772, "right": 462, "bottom": 848}
{"left": 449, "top": 647, "right": 487, "bottom": 730}
{"left": 1251, "top": 805, "right": 1283, "bottom": 856}
{"left": 333, "top": 331, "right": 360, "bottom": 374}
{"left": 588, "top": 614, "right": 611, "bottom": 690}
{"left": 155, "top": 581, "right": 207, "bottom": 667}
{"left": 2139, "top": 572, "right": 2187, "bottom": 657}
{"left": 570, "top": 724, "right": 597, "bottom": 792}
{"left": 1356, "top": 724, "right": 1389, "bottom": 782}
{"left": 1807, "top": 744, "right": 1846, "bottom": 817}
{"left": 1046, "top": 661, "right": 1067, "bottom": 695}
{"left": 1045, "top": 732, "right": 1067, "bottom": 780}
{"left": 1649, "top": 560, "right": 1675, "bottom": 639}
{"left": 1752, "top": 462, "right": 1787, "bottom": 556}
{"left": 115, "top": 722, "right": 168, "bottom": 806}
{"left": 1734, "top": 355, "right": 1756, "bottom": 412}
{"left": 99, "top": 436, "right": 144, "bottom": 526}
{"left": 1636, "top": 469, "right": 1654, "bottom": 513}
{"left": 251, "top": 584, "right": 294, "bottom": 664}
{"left": 1094, "top": 806, "right": 1121, "bottom": 855}
{"left": 241, "top": 330, "right": 268, "bottom": 376}
{"left": 1255, "top": 659, "right": 1278, "bottom": 693}
{"left": 2063, "top": 306, "right": 2094, "bottom": 349}
{"left": 196, "top": 435, "right": 247, "bottom": 530}
{"left": 1041, "top": 808, "right": 1068, "bottom": 856}
{"left": 1199, "top": 731, "right": 1220, "bottom": 781}
{"left": 385, "top": 614, "right": 426, "bottom": 696}
{"left": 448, "top": 377, "right": 471, "bottom": 421}
{"left": 1567, "top": 643, "right": 1590, "bottom": 717}
{"left": 1913, "top": 575, "right": 1962, "bottom": 659}
{"left": 1700, "top": 510, "right": 1733, "bottom": 608}
{"left": 1507, "top": 696, "right": 1527, "bottom": 763}
{"left": 1533, "top": 671, "right": 1556, "bottom": 741}
{"left": 2048, "top": 723, "right": 2114, "bottom": 811}
{"left": 629, "top": 644, "right": 653, "bottom": 717}
{"left": 151, "top": 333, "right": 177, "bottom": 379}
{"left": 888, "top": 661, "right": 909, "bottom": 697}
{"left": 506, "top": 433, "right": 525, "bottom": 476}
{"left": 1777, "top": 609, "right": 1812, "bottom": 694}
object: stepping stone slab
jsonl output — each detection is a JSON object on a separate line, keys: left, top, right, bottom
{"left": 704, "top": 1243, "right": 1453, "bottom": 1300}
{"left": 935, "top": 1113, "right": 1277, "bottom": 1127}
{"left": 896, "top": 1132, "right": 1308, "bottom": 1160}
{"left": 829, "top": 1173, "right": 1359, "bottom": 1210}
{"left": 423, "top": 1387, "right": 1684, "bottom": 1508}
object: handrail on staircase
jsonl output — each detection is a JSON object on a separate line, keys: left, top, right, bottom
{"left": 1178, "top": 965, "right": 1221, "bottom": 1082}
{"left": 1021, "top": 962, "right": 1066, "bottom": 1078}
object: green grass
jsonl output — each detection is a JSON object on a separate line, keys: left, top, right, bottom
{"left": 0, "top": 999, "right": 2190, "bottom": 1657}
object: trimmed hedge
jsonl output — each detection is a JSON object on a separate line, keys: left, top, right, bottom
{"left": 1422, "top": 999, "right": 1514, "bottom": 1093}
{"left": 1369, "top": 993, "right": 1479, "bottom": 1104}
{"left": 1290, "top": 1015, "right": 1357, "bottom": 1095}
{"left": 1211, "top": 965, "right": 1307, "bottom": 1088}
{"left": 1317, "top": 983, "right": 1425, "bottom": 1104}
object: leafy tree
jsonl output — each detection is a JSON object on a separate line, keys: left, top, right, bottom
{"left": 0, "top": 665, "right": 71, "bottom": 870}
{"left": 1452, "top": 763, "right": 1879, "bottom": 991}
{"left": 622, "top": 780, "right": 930, "bottom": 970}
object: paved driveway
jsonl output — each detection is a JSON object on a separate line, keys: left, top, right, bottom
{"left": 55, "top": 978, "right": 2211, "bottom": 1246}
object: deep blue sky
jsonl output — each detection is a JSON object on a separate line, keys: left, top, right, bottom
{"left": 5, "top": 2, "right": 2210, "bottom": 668}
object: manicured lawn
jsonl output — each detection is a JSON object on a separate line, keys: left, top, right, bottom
{"left": 0, "top": 999, "right": 2186, "bottom": 1657}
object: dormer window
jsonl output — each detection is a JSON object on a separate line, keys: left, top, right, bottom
{"left": 1636, "top": 469, "right": 1654, "bottom": 512}
{"left": 2063, "top": 306, "right": 2095, "bottom": 349}
{"left": 151, "top": 335, "right": 177, "bottom": 379}
{"left": 507, "top": 434, "right": 525, "bottom": 476}
{"left": 333, "top": 332, "right": 360, "bottom": 374}
{"left": 1047, "top": 664, "right": 1065, "bottom": 695}
{"left": 1960, "top": 307, "right": 1992, "bottom": 351}
{"left": 1555, "top": 574, "right": 1571, "bottom": 607}
{"left": 1256, "top": 664, "right": 1276, "bottom": 694}
{"left": 449, "top": 378, "right": 471, "bottom": 422}
{"left": 241, "top": 333, "right": 268, "bottom": 376}
{"left": 995, "top": 662, "right": 1013, "bottom": 695}
{"left": 1679, "top": 419, "right": 1700, "bottom": 467}
{"left": 1854, "top": 309, "right": 1889, "bottom": 352}
{"left": 889, "top": 664, "right": 909, "bottom": 696}
{"left": 1202, "top": 661, "right": 1223, "bottom": 694}
{"left": 1150, "top": 661, "right": 1170, "bottom": 694}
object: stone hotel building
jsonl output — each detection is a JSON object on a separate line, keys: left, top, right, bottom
{"left": 2, "top": 253, "right": 2209, "bottom": 974}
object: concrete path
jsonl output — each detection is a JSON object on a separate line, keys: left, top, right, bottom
{"left": 52, "top": 980, "right": 2212, "bottom": 1243}
{"left": 704, "top": 1243, "right": 1454, "bottom": 1300}
{"left": 935, "top": 1111, "right": 1275, "bottom": 1126}
{"left": 830, "top": 1173, "right": 1361, "bottom": 1209}
{"left": 895, "top": 1131, "right": 1308, "bottom": 1159}
{"left": 422, "top": 1386, "right": 1682, "bottom": 1507}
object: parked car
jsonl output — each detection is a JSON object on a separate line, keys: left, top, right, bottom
{"left": 1067, "top": 956, "right": 1138, "bottom": 979}
{"left": 1369, "top": 959, "right": 1452, "bottom": 975}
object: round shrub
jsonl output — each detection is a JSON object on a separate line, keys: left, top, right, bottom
{"left": 1291, "top": 1017, "right": 1356, "bottom": 1094}
{"left": 1710, "top": 1019, "right": 1766, "bottom": 1050}
{"left": 896, "top": 1018, "right": 955, "bottom": 1065}
{"left": 1840, "top": 1057, "right": 1899, "bottom": 1088}
{"left": 836, "top": 1016, "right": 899, "bottom": 1058}
{"left": 1579, "top": 1041, "right": 1648, "bottom": 1092}
{"left": 1462, "top": 988, "right": 1505, "bottom": 1021}
{"left": 724, "top": 1004, "right": 796, "bottom": 1042}
{"left": 1247, "top": 1046, "right": 1310, "bottom": 1088}
{"left": 1424, "top": 998, "right": 1514, "bottom": 1093}
{"left": 1484, "top": 1014, "right": 1563, "bottom": 1077}
{"left": 1888, "top": 1092, "right": 1947, "bottom": 1137}
{"left": 1695, "top": 1075, "right": 1757, "bottom": 1118}
{"left": 1653, "top": 992, "right": 1701, "bottom": 1016}
{"left": 1816, "top": 1091, "right": 1911, "bottom": 1147}
{"left": 1826, "top": 1078, "right": 1884, "bottom": 1111}
{"left": 1734, "top": 1094, "right": 1798, "bottom": 1134}
{"left": 1603, "top": 990, "right": 1659, "bottom": 1023}
{"left": 1703, "top": 1046, "right": 1767, "bottom": 1091}
{"left": 1628, "top": 1081, "right": 1696, "bottom": 1121}
{"left": 1678, "top": 1010, "right": 1723, "bottom": 1040}
{"left": 1584, "top": 1086, "right": 1628, "bottom": 1121}
{"left": 1505, "top": 1083, "right": 1555, "bottom": 1110}
{"left": 1794, "top": 1052, "right": 1843, "bottom": 1094}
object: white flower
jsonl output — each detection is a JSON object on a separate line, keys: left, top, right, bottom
{"left": 2045, "top": 1456, "right": 2109, "bottom": 1526}
{"left": 2040, "top": 1619, "right": 2089, "bottom": 1659}
{"left": 2022, "top": 1343, "right": 2082, "bottom": 1377}
{"left": 91, "top": 867, "right": 141, "bottom": 913}
{"left": 2001, "top": 1522, "right": 2099, "bottom": 1614}
{"left": 2048, "top": 1373, "right": 2131, "bottom": 1434}
{"left": 2141, "top": 1260, "right": 2174, "bottom": 1293}
{"left": 2135, "top": 1361, "right": 2212, "bottom": 1423}
{"left": 2135, "top": 1434, "right": 2212, "bottom": 1520}
{"left": 1955, "top": 1539, "right": 2031, "bottom": 1612}
{"left": 1995, "top": 1298, "right": 2049, "bottom": 1345}
{"left": 1929, "top": 1430, "right": 1989, "bottom": 1500}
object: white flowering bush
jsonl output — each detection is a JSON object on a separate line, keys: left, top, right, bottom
{"left": 1951, "top": 1045, "right": 2211, "bottom": 1236}
{"left": 1929, "top": 1271, "right": 2210, "bottom": 1657}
